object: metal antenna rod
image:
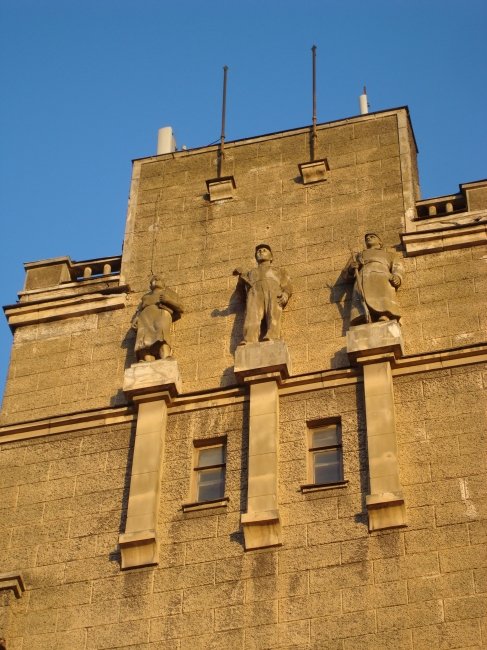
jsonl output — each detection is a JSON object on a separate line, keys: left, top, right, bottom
{"left": 219, "top": 65, "right": 228, "bottom": 177}
{"left": 311, "top": 45, "right": 317, "bottom": 161}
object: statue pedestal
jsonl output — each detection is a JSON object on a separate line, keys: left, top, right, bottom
{"left": 234, "top": 340, "right": 292, "bottom": 381}
{"left": 119, "top": 359, "right": 181, "bottom": 569}
{"left": 346, "top": 321, "right": 406, "bottom": 532}
{"left": 346, "top": 320, "right": 404, "bottom": 362}
{"left": 234, "top": 341, "right": 291, "bottom": 550}
{"left": 123, "top": 357, "right": 182, "bottom": 397}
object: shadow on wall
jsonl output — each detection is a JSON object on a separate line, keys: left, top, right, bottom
{"left": 211, "top": 284, "right": 245, "bottom": 355}
{"left": 109, "top": 420, "right": 137, "bottom": 569}
{"left": 354, "top": 385, "right": 370, "bottom": 517}
{"left": 109, "top": 326, "right": 137, "bottom": 408}
{"left": 327, "top": 265, "right": 354, "bottom": 337}
{"left": 227, "top": 399, "right": 250, "bottom": 551}
{"left": 320, "top": 264, "right": 353, "bottom": 368}
{"left": 211, "top": 284, "right": 245, "bottom": 388}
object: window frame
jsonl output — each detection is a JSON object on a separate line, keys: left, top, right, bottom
{"left": 182, "top": 437, "right": 229, "bottom": 512}
{"left": 301, "top": 419, "right": 348, "bottom": 493}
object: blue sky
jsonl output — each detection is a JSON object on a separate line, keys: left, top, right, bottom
{"left": 0, "top": 0, "right": 486, "bottom": 399}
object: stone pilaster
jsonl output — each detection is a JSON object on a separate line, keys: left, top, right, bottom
{"left": 235, "top": 340, "right": 291, "bottom": 550}
{"left": 119, "top": 359, "right": 180, "bottom": 569}
{"left": 347, "top": 321, "right": 406, "bottom": 531}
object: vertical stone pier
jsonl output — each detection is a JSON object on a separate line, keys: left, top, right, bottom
{"left": 347, "top": 321, "right": 407, "bottom": 531}
{"left": 118, "top": 358, "right": 181, "bottom": 569}
{"left": 234, "top": 340, "right": 291, "bottom": 550}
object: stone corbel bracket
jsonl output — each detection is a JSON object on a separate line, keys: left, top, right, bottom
{"left": 234, "top": 340, "right": 291, "bottom": 550}
{"left": 298, "top": 158, "right": 330, "bottom": 184}
{"left": 346, "top": 321, "right": 407, "bottom": 532}
{"left": 0, "top": 572, "right": 25, "bottom": 599}
{"left": 119, "top": 358, "right": 181, "bottom": 570}
{"left": 206, "top": 175, "right": 236, "bottom": 202}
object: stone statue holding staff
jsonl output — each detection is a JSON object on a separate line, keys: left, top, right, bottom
{"left": 348, "top": 233, "right": 403, "bottom": 325}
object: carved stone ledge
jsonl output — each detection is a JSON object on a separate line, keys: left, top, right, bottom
{"left": 234, "top": 340, "right": 292, "bottom": 382}
{"left": 206, "top": 175, "right": 236, "bottom": 201}
{"left": 298, "top": 159, "right": 329, "bottom": 184}
{"left": 0, "top": 573, "right": 25, "bottom": 599}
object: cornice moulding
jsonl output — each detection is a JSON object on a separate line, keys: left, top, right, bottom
{"left": 4, "top": 292, "right": 128, "bottom": 329}
{"left": 402, "top": 220, "right": 487, "bottom": 256}
{"left": 0, "top": 344, "right": 485, "bottom": 444}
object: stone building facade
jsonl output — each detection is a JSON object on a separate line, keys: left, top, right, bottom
{"left": 0, "top": 107, "right": 486, "bottom": 649}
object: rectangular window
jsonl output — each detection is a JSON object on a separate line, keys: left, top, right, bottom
{"left": 306, "top": 420, "right": 344, "bottom": 488}
{"left": 194, "top": 442, "right": 226, "bottom": 503}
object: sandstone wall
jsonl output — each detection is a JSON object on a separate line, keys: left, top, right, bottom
{"left": 1, "top": 363, "right": 486, "bottom": 648}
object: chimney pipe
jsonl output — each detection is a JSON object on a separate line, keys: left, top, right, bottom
{"left": 359, "top": 86, "right": 369, "bottom": 115}
{"left": 157, "top": 126, "right": 176, "bottom": 154}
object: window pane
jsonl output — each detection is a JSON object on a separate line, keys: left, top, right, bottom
{"left": 197, "top": 446, "right": 224, "bottom": 468}
{"left": 313, "top": 449, "right": 342, "bottom": 484}
{"left": 197, "top": 467, "right": 225, "bottom": 501}
{"left": 311, "top": 426, "right": 338, "bottom": 449}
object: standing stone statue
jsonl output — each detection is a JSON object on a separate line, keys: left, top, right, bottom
{"left": 132, "top": 276, "right": 184, "bottom": 361}
{"left": 234, "top": 244, "right": 292, "bottom": 345}
{"left": 348, "top": 233, "right": 403, "bottom": 325}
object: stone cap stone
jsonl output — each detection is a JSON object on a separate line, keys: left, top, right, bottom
{"left": 123, "top": 358, "right": 182, "bottom": 398}
{"left": 346, "top": 320, "right": 404, "bottom": 362}
{"left": 234, "top": 340, "right": 292, "bottom": 382}
{"left": 366, "top": 492, "right": 405, "bottom": 508}
{"left": 241, "top": 510, "right": 280, "bottom": 525}
{"left": 119, "top": 529, "right": 156, "bottom": 546}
